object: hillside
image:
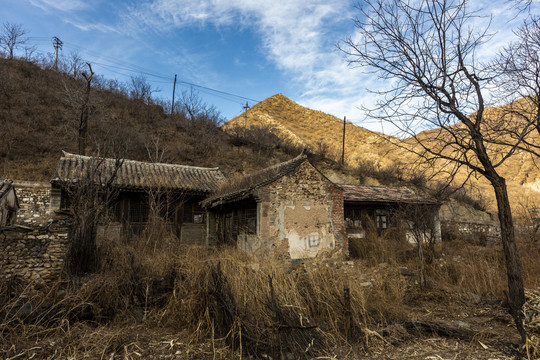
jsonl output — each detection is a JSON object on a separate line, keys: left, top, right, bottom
{"left": 225, "top": 94, "right": 397, "bottom": 171}
{"left": 0, "top": 59, "right": 297, "bottom": 181}
{"left": 224, "top": 94, "right": 540, "bottom": 214}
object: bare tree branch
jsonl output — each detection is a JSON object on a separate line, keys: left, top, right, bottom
{"left": 0, "top": 22, "right": 27, "bottom": 60}
{"left": 340, "top": 0, "right": 527, "bottom": 342}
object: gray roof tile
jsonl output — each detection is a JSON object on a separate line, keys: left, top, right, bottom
{"left": 52, "top": 152, "right": 225, "bottom": 194}
{"left": 341, "top": 184, "right": 437, "bottom": 205}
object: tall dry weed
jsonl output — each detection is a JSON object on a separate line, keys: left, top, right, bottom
{"left": 156, "top": 246, "right": 408, "bottom": 358}
{"left": 429, "top": 237, "right": 540, "bottom": 298}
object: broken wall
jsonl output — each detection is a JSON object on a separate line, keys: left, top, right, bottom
{"left": 14, "top": 181, "right": 59, "bottom": 227}
{"left": 255, "top": 161, "right": 346, "bottom": 260}
{"left": 0, "top": 220, "right": 69, "bottom": 284}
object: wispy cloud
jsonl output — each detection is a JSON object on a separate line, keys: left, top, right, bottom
{"left": 28, "top": 0, "right": 89, "bottom": 12}
{"left": 125, "top": 0, "right": 539, "bottom": 135}
{"left": 124, "top": 1, "right": 355, "bottom": 104}
{"left": 64, "top": 19, "right": 120, "bottom": 34}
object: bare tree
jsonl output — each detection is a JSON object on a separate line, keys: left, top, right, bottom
{"left": 130, "top": 75, "right": 153, "bottom": 103}
{"left": 61, "top": 51, "right": 86, "bottom": 79}
{"left": 494, "top": 17, "right": 540, "bottom": 142}
{"left": 79, "top": 63, "right": 94, "bottom": 155}
{"left": 0, "top": 22, "right": 27, "bottom": 59}
{"left": 178, "top": 88, "right": 224, "bottom": 125}
{"left": 54, "top": 153, "right": 124, "bottom": 274}
{"left": 341, "top": 0, "right": 528, "bottom": 342}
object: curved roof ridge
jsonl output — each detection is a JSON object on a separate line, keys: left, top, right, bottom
{"left": 61, "top": 151, "right": 221, "bottom": 171}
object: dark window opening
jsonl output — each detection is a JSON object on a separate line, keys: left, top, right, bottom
{"left": 183, "top": 202, "right": 205, "bottom": 224}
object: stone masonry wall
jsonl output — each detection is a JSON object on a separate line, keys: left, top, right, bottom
{"left": 13, "top": 180, "right": 55, "bottom": 227}
{"left": 0, "top": 220, "right": 70, "bottom": 284}
{"left": 257, "top": 161, "right": 346, "bottom": 260}
{"left": 328, "top": 183, "right": 348, "bottom": 256}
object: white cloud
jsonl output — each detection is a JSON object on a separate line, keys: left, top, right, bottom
{"left": 64, "top": 19, "right": 120, "bottom": 34}
{"left": 28, "top": 0, "right": 89, "bottom": 12}
{"left": 126, "top": 0, "right": 348, "bottom": 70}
{"left": 125, "top": 0, "right": 540, "bottom": 136}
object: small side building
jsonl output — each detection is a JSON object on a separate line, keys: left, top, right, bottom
{"left": 51, "top": 152, "right": 225, "bottom": 244}
{"left": 341, "top": 184, "right": 441, "bottom": 245}
{"left": 0, "top": 179, "right": 19, "bottom": 227}
{"left": 202, "top": 154, "right": 347, "bottom": 260}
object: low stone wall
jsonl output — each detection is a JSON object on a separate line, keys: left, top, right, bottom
{"left": 442, "top": 220, "right": 501, "bottom": 245}
{"left": 13, "top": 180, "right": 57, "bottom": 227}
{"left": 0, "top": 220, "right": 70, "bottom": 284}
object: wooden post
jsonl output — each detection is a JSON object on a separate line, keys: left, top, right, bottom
{"left": 341, "top": 116, "right": 346, "bottom": 165}
{"left": 53, "top": 36, "right": 63, "bottom": 71}
{"left": 171, "top": 74, "right": 177, "bottom": 114}
{"left": 243, "top": 102, "right": 249, "bottom": 137}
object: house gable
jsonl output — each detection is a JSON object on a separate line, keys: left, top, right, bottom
{"left": 205, "top": 157, "right": 347, "bottom": 260}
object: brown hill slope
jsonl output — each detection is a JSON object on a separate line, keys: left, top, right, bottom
{"left": 0, "top": 59, "right": 295, "bottom": 181}
{"left": 224, "top": 94, "right": 398, "bottom": 170}
{"left": 224, "top": 94, "right": 540, "bottom": 213}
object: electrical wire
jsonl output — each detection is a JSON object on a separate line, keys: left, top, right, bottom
{"left": 23, "top": 37, "right": 261, "bottom": 106}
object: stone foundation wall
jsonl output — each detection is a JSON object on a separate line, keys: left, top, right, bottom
{"left": 442, "top": 220, "right": 501, "bottom": 245}
{"left": 0, "top": 220, "right": 70, "bottom": 283}
{"left": 13, "top": 180, "right": 56, "bottom": 227}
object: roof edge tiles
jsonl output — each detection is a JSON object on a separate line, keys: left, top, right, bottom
{"left": 340, "top": 184, "right": 437, "bottom": 205}
{"left": 52, "top": 151, "right": 225, "bottom": 194}
{"left": 202, "top": 153, "right": 309, "bottom": 207}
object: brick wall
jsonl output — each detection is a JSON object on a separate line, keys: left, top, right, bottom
{"left": 260, "top": 161, "right": 346, "bottom": 259}
{"left": 328, "top": 183, "right": 348, "bottom": 256}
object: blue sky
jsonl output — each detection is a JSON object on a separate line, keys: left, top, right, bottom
{"left": 1, "top": 0, "right": 538, "bottom": 133}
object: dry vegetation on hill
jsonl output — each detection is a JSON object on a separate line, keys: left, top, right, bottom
{"left": 225, "top": 94, "right": 397, "bottom": 170}
{"left": 225, "top": 94, "right": 540, "bottom": 215}
{"left": 0, "top": 59, "right": 300, "bottom": 181}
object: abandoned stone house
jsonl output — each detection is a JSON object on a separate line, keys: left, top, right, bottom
{"left": 201, "top": 154, "right": 348, "bottom": 259}
{"left": 0, "top": 178, "right": 19, "bottom": 227}
{"left": 341, "top": 184, "right": 441, "bottom": 245}
{"left": 51, "top": 152, "right": 225, "bottom": 244}
{"left": 45, "top": 152, "right": 440, "bottom": 260}
{"left": 201, "top": 154, "right": 441, "bottom": 259}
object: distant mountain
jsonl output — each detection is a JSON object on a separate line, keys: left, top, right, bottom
{"left": 225, "top": 94, "right": 397, "bottom": 169}
{"left": 224, "top": 94, "right": 540, "bottom": 214}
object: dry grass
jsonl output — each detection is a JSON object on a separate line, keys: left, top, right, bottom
{"left": 0, "top": 233, "right": 408, "bottom": 358}
{"left": 1, "top": 225, "right": 540, "bottom": 358}
{"left": 428, "top": 237, "right": 540, "bottom": 298}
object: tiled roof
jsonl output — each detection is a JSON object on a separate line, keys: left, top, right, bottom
{"left": 341, "top": 184, "right": 437, "bottom": 205}
{"left": 202, "top": 153, "right": 308, "bottom": 207}
{"left": 52, "top": 152, "right": 225, "bottom": 194}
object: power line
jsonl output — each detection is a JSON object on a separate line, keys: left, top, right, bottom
{"left": 59, "top": 41, "right": 260, "bottom": 104}
{"left": 24, "top": 37, "right": 260, "bottom": 105}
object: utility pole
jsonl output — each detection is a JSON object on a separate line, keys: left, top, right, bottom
{"left": 171, "top": 74, "right": 177, "bottom": 114}
{"left": 52, "top": 36, "right": 63, "bottom": 71}
{"left": 341, "top": 116, "right": 346, "bottom": 166}
{"left": 243, "top": 102, "right": 250, "bottom": 136}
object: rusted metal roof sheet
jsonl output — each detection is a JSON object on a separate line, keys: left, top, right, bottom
{"left": 52, "top": 152, "right": 225, "bottom": 194}
{"left": 202, "top": 153, "right": 308, "bottom": 207}
{"left": 341, "top": 184, "right": 437, "bottom": 205}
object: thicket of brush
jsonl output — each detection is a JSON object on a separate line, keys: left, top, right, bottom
{"left": 1, "top": 223, "right": 540, "bottom": 358}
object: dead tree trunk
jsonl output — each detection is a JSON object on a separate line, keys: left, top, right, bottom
{"left": 79, "top": 63, "right": 94, "bottom": 155}
{"left": 491, "top": 176, "right": 527, "bottom": 343}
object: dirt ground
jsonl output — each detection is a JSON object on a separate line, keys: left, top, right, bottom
{"left": 2, "top": 285, "right": 537, "bottom": 360}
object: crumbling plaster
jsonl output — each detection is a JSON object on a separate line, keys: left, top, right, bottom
{"left": 255, "top": 161, "right": 345, "bottom": 260}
